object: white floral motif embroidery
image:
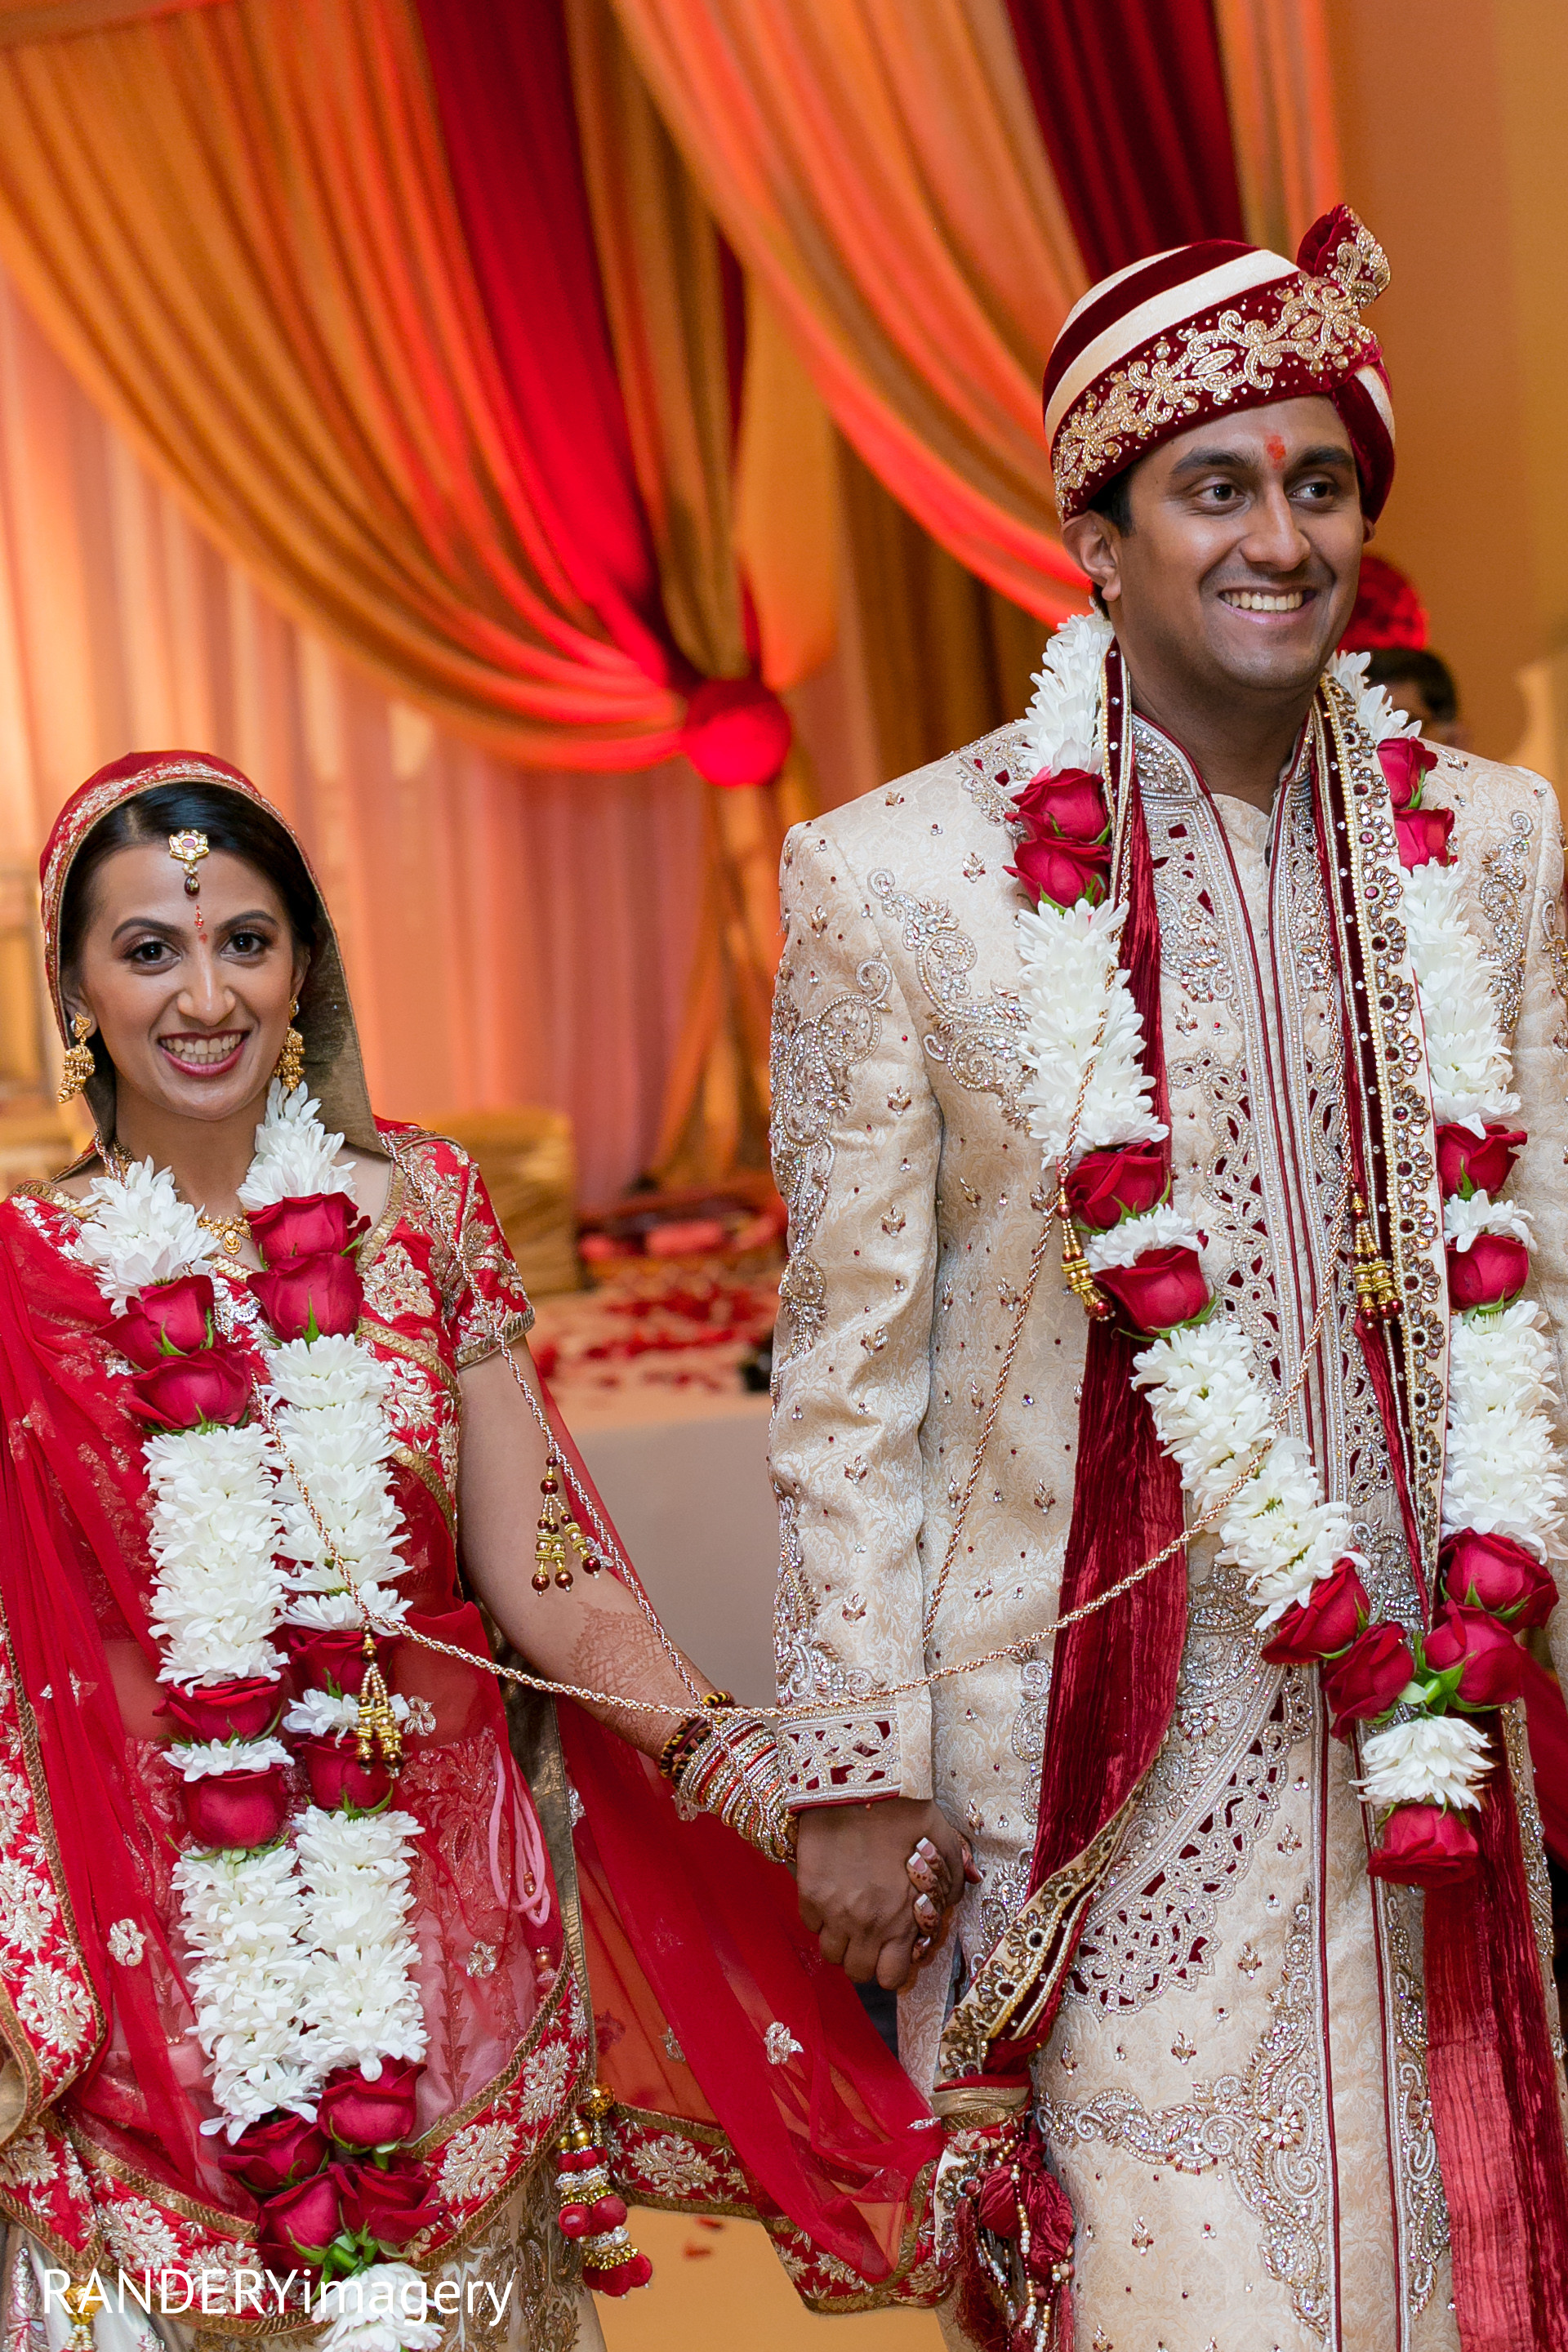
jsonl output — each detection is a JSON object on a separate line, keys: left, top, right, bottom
{"left": 519, "top": 2036, "right": 574, "bottom": 2123}
{"left": 101, "top": 2195, "right": 182, "bottom": 2270}
{"left": 439, "top": 2120, "right": 517, "bottom": 2205}
{"left": 107, "top": 1919, "right": 145, "bottom": 1967}
{"left": 0, "top": 2130, "right": 56, "bottom": 2189}
{"left": 16, "top": 1963, "right": 92, "bottom": 2052}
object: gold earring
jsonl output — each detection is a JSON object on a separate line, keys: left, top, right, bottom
{"left": 58, "top": 1013, "right": 96, "bottom": 1102}
{"left": 274, "top": 1000, "right": 305, "bottom": 1093}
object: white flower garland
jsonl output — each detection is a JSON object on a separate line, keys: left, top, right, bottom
{"left": 1013, "top": 624, "right": 1563, "bottom": 1820}
{"left": 74, "top": 1085, "right": 428, "bottom": 2181}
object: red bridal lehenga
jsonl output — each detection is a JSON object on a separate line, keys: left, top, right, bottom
{"left": 0, "top": 756, "right": 941, "bottom": 2352}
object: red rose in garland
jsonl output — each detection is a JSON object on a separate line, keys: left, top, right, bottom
{"left": 1320, "top": 1622, "right": 1414, "bottom": 1739}
{"left": 1423, "top": 1604, "right": 1527, "bottom": 1708}
{"left": 127, "top": 1344, "right": 252, "bottom": 1431}
{"left": 1259, "top": 1558, "right": 1370, "bottom": 1664}
{"left": 249, "top": 1251, "right": 364, "bottom": 1342}
{"left": 1441, "top": 1528, "right": 1557, "bottom": 1628}
{"left": 338, "top": 2154, "right": 440, "bottom": 2250}
{"left": 248, "top": 1192, "right": 370, "bottom": 1264}
{"left": 1011, "top": 766, "right": 1107, "bottom": 840}
{"left": 1366, "top": 1802, "right": 1480, "bottom": 1887}
{"left": 1065, "top": 1142, "right": 1168, "bottom": 1230}
{"left": 184, "top": 1764, "right": 291, "bottom": 1851}
{"left": 1392, "top": 804, "right": 1454, "bottom": 870}
{"left": 162, "top": 1676, "right": 282, "bottom": 1744}
{"left": 1008, "top": 829, "right": 1112, "bottom": 911}
{"left": 284, "top": 1624, "right": 384, "bottom": 1695}
{"left": 1094, "top": 1247, "right": 1209, "bottom": 1334}
{"left": 256, "top": 2168, "right": 345, "bottom": 2270}
{"left": 296, "top": 1734, "right": 392, "bottom": 1814}
{"left": 219, "top": 2114, "right": 330, "bottom": 2195}
{"left": 1446, "top": 1232, "right": 1530, "bottom": 1312}
{"left": 1435, "top": 1121, "right": 1527, "bottom": 1200}
{"left": 108, "top": 1272, "right": 214, "bottom": 1365}
{"left": 1375, "top": 736, "right": 1437, "bottom": 811}
{"left": 318, "top": 2060, "right": 422, "bottom": 2149}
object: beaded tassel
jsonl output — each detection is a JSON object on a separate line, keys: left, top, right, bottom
{"left": 532, "top": 1459, "right": 603, "bottom": 1592}
{"left": 554, "top": 2087, "right": 653, "bottom": 2296}
{"left": 1352, "top": 1194, "right": 1401, "bottom": 1323}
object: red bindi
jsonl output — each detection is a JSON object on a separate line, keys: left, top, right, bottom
{"left": 1265, "top": 434, "right": 1286, "bottom": 466}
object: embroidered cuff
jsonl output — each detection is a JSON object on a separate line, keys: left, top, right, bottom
{"left": 777, "top": 1690, "right": 932, "bottom": 1808}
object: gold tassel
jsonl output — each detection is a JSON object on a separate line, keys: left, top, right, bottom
{"left": 1352, "top": 1194, "right": 1401, "bottom": 1323}
{"left": 1056, "top": 1180, "right": 1112, "bottom": 1321}
{"left": 532, "top": 1458, "right": 600, "bottom": 1592}
{"left": 354, "top": 1633, "right": 403, "bottom": 1771}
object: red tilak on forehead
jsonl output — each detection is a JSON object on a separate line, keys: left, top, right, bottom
{"left": 1266, "top": 434, "right": 1287, "bottom": 466}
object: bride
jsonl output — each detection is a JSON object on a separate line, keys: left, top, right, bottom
{"left": 0, "top": 754, "right": 963, "bottom": 2352}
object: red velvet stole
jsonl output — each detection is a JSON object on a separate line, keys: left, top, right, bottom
{"left": 1312, "top": 695, "right": 1568, "bottom": 2350}
{"left": 1002, "top": 657, "right": 1187, "bottom": 2069}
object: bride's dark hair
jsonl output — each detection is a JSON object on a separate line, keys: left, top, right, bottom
{"left": 58, "top": 781, "right": 321, "bottom": 979}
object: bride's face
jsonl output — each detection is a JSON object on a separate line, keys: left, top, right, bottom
{"left": 65, "top": 841, "right": 310, "bottom": 1125}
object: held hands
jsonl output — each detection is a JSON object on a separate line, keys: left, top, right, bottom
{"left": 795, "top": 1797, "right": 979, "bottom": 1991}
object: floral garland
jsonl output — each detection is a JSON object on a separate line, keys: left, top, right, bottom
{"left": 1009, "top": 615, "right": 1563, "bottom": 1887}
{"left": 74, "top": 1084, "right": 440, "bottom": 2352}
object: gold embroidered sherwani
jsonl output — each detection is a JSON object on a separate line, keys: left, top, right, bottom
{"left": 768, "top": 708, "right": 1568, "bottom": 2351}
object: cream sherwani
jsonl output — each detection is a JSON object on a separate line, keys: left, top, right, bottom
{"left": 768, "top": 705, "right": 1568, "bottom": 2350}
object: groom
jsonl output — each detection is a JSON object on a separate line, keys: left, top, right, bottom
{"left": 769, "top": 209, "right": 1568, "bottom": 2349}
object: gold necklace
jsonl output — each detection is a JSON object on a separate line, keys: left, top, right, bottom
{"left": 101, "top": 1141, "right": 250, "bottom": 1258}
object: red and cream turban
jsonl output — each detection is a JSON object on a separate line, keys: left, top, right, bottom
{"left": 1044, "top": 205, "right": 1395, "bottom": 523}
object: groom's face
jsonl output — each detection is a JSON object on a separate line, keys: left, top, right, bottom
{"left": 1063, "top": 397, "right": 1370, "bottom": 710}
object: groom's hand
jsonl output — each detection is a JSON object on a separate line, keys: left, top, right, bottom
{"left": 795, "top": 1797, "right": 968, "bottom": 1991}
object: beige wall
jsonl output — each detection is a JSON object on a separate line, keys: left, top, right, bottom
{"left": 1328, "top": 0, "right": 1568, "bottom": 766}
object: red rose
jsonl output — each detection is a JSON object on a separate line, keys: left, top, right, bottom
{"left": 107, "top": 1274, "right": 215, "bottom": 1366}
{"left": 250, "top": 1253, "right": 364, "bottom": 1343}
{"left": 1010, "top": 766, "right": 1108, "bottom": 841}
{"left": 1366, "top": 1802, "right": 1480, "bottom": 1888}
{"left": 1435, "top": 1121, "right": 1527, "bottom": 1200}
{"left": 1441, "top": 1528, "right": 1557, "bottom": 1628}
{"left": 1320, "top": 1621, "right": 1414, "bottom": 1739}
{"left": 1376, "top": 737, "right": 1437, "bottom": 811}
{"left": 1065, "top": 1143, "right": 1168, "bottom": 1231}
{"left": 1260, "top": 1558, "right": 1371, "bottom": 1664}
{"left": 162, "top": 1676, "right": 283, "bottom": 1744}
{"left": 338, "top": 2154, "right": 440, "bottom": 2250}
{"left": 256, "top": 2169, "right": 345, "bottom": 2271}
{"left": 284, "top": 1625, "right": 382, "bottom": 1696}
{"left": 318, "top": 2060, "right": 422, "bottom": 2149}
{"left": 183, "top": 1765, "right": 290, "bottom": 1851}
{"left": 219, "top": 2114, "right": 330, "bottom": 2195}
{"left": 249, "top": 1193, "right": 370, "bottom": 1267}
{"left": 296, "top": 1735, "right": 391, "bottom": 1814}
{"left": 1393, "top": 804, "right": 1454, "bottom": 870}
{"left": 1446, "top": 1232, "right": 1530, "bottom": 1312}
{"left": 1094, "top": 1246, "right": 1210, "bottom": 1334}
{"left": 1006, "top": 827, "right": 1113, "bottom": 911}
{"left": 1423, "top": 1603, "right": 1527, "bottom": 1708}
{"left": 128, "top": 1347, "right": 251, "bottom": 1432}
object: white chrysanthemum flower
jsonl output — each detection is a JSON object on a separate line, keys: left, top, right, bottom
{"left": 1329, "top": 648, "right": 1423, "bottom": 747}
{"left": 267, "top": 1334, "right": 390, "bottom": 1410}
{"left": 170, "top": 1737, "right": 292, "bottom": 1781}
{"left": 72, "top": 1157, "right": 213, "bottom": 1308}
{"left": 286, "top": 1584, "right": 411, "bottom": 1633}
{"left": 295, "top": 1808, "right": 428, "bottom": 2076}
{"left": 1017, "top": 897, "right": 1166, "bottom": 1163}
{"left": 1442, "top": 1300, "right": 1566, "bottom": 1553}
{"left": 315, "top": 2265, "right": 442, "bottom": 2352}
{"left": 238, "top": 1080, "right": 357, "bottom": 1209}
{"left": 173, "top": 1844, "right": 319, "bottom": 2132}
{"left": 1022, "top": 611, "right": 1114, "bottom": 776}
{"left": 1442, "top": 1189, "right": 1531, "bottom": 1250}
{"left": 1085, "top": 1202, "right": 1201, "bottom": 1273}
{"left": 284, "top": 1690, "right": 410, "bottom": 1739}
{"left": 145, "top": 1426, "right": 287, "bottom": 1684}
{"left": 1356, "top": 1713, "right": 1489, "bottom": 1809}
{"left": 1402, "top": 862, "right": 1519, "bottom": 1125}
